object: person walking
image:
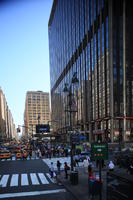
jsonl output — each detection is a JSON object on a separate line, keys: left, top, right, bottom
{"left": 108, "top": 161, "right": 115, "bottom": 171}
{"left": 49, "top": 162, "right": 54, "bottom": 178}
{"left": 39, "top": 150, "right": 42, "bottom": 159}
{"left": 29, "top": 149, "right": 32, "bottom": 159}
{"left": 88, "top": 164, "right": 93, "bottom": 179}
{"left": 64, "top": 162, "right": 70, "bottom": 179}
{"left": 83, "top": 157, "right": 89, "bottom": 173}
{"left": 74, "top": 154, "right": 79, "bottom": 167}
{"left": 127, "top": 162, "right": 133, "bottom": 175}
{"left": 57, "top": 160, "right": 61, "bottom": 175}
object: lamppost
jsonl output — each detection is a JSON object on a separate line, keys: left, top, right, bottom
{"left": 115, "top": 116, "right": 123, "bottom": 151}
{"left": 63, "top": 72, "right": 79, "bottom": 171}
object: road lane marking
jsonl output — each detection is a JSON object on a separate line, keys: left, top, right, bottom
{"left": 0, "top": 175, "right": 9, "bottom": 187}
{"left": 46, "top": 173, "right": 55, "bottom": 183}
{"left": 10, "top": 174, "right": 19, "bottom": 187}
{"left": 21, "top": 174, "right": 29, "bottom": 186}
{"left": 30, "top": 173, "right": 39, "bottom": 185}
{"left": 0, "top": 189, "right": 66, "bottom": 198}
{"left": 38, "top": 173, "right": 49, "bottom": 184}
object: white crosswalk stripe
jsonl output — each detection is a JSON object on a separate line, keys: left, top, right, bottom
{"left": 10, "top": 174, "right": 19, "bottom": 187}
{"left": 0, "top": 173, "right": 50, "bottom": 188}
{"left": 0, "top": 175, "right": 9, "bottom": 187}
{"left": 21, "top": 174, "right": 29, "bottom": 186}
{"left": 38, "top": 173, "right": 49, "bottom": 184}
{"left": 30, "top": 173, "right": 40, "bottom": 185}
{"left": 46, "top": 173, "right": 56, "bottom": 183}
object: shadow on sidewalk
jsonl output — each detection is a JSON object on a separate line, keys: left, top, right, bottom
{"left": 56, "top": 168, "right": 107, "bottom": 200}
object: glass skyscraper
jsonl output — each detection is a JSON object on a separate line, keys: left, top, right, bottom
{"left": 48, "top": 0, "right": 133, "bottom": 143}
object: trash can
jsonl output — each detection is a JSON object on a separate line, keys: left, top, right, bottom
{"left": 70, "top": 171, "right": 78, "bottom": 185}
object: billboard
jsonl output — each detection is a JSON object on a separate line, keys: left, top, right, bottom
{"left": 36, "top": 124, "right": 50, "bottom": 133}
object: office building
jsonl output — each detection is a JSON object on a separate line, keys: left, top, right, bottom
{"left": 24, "top": 91, "right": 51, "bottom": 138}
{"left": 48, "top": 0, "right": 133, "bottom": 143}
{"left": 0, "top": 87, "right": 16, "bottom": 141}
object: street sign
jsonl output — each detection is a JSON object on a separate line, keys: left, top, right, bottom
{"left": 91, "top": 143, "right": 108, "bottom": 160}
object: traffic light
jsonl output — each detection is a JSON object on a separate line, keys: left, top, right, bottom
{"left": 17, "top": 127, "right": 21, "bottom": 133}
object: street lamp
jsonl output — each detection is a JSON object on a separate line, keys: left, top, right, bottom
{"left": 63, "top": 72, "right": 79, "bottom": 171}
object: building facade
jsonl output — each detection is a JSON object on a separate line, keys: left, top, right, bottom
{"left": 24, "top": 91, "right": 51, "bottom": 139}
{"left": 48, "top": 0, "right": 133, "bottom": 143}
{"left": 0, "top": 87, "right": 16, "bottom": 141}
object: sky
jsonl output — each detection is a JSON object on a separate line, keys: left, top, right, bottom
{"left": 0, "top": 0, "right": 53, "bottom": 128}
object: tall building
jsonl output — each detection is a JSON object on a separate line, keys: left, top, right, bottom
{"left": 48, "top": 0, "right": 133, "bottom": 143}
{"left": 24, "top": 91, "right": 51, "bottom": 139}
{"left": 0, "top": 87, "right": 16, "bottom": 141}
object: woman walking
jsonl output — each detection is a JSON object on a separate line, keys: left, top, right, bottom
{"left": 57, "top": 160, "right": 61, "bottom": 175}
{"left": 64, "top": 162, "right": 70, "bottom": 179}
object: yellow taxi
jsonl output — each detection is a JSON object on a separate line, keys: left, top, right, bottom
{"left": 0, "top": 150, "right": 11, "bottom": 159}
{"left": 14, "top": 147, "right": 21, "bottom": 154}
{"left": 15, "top": 150, "right": 22, "bottom": 159}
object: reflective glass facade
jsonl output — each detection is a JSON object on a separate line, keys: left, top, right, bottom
{"left": 48, "top": 0, "right": 133, "bottom": 142}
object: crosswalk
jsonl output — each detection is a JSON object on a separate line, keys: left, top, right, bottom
{"left": 42, "top": 157, "right": 83, "bottom": 171}
{"left": 0, "top": 172, "right": 54, "bottom": 188}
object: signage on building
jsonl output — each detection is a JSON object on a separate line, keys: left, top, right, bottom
{"left": 72, "top": 133, "right": 86, "bottom": 143}
{"left": 91, "top": 143, "right": 108, "bottom": 160}
{"left": 93, "top": 130, "right": 105, "bottom": 135}
{"left": 36, "top": 124, "right": 50, "bottom": 133}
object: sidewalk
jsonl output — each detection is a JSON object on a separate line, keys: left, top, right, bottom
{"left": 57, "top": 167, "right": 107, "bottom": 200}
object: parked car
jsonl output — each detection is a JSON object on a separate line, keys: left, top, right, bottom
{"left": 0, "top": 150, "right": 11, "bottom": 159}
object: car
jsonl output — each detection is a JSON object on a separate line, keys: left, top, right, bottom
{"left": 0, "top": 150, "right": 11, "bottom": 159}
{"left": 14, "top": 147, "right": 21, "bottom": 154}
{"left": 15, "top": 150, "right": 22, "bottom": 159}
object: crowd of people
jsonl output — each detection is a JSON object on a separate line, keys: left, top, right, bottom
{"left": 29, "top": 142, "right": 70, "bottom": 159}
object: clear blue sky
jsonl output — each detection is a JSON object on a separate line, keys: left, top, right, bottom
{"left": 0, "top": 0, "right": 53, "bottom": 127}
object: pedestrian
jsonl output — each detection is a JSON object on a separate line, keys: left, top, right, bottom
{"left": 29, "top": 149, "right": 32, "bottom": 159}
{"left": 64, "top": 162, "right": 70, "bottom": 179}
{"left": 49, "top": 162, "right": 54, "bottom": 178}
{"left": 37, "top": 149, "right": 40, "bottom": 158}
{"left": 57, "top": 160, "right": 61, "bottom": 175}
{"left": 74, "top": 154, "right": 79, "bottom": 167}
{"left": 127, "top": 162, "right": 133, "bottom": 175}
{"left": 39, "top": 150, "right": 42, "bottom": 159}
{"left": 88, "top": 164, "right": 93, "bottom": 179}
{"left": 83, "top": 157, "right": 89, "bottom": 173}
{"left": 32, "top": 150, "right": 35, "bottom": 159}
{"left": 108, "top": 161, "right": 115, "bottom": 171}
{"left": 21, "top": 149, "right": 24, "bottom": 160}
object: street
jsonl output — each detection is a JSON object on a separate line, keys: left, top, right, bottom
{"left": 0, "top": 158, "right": 75, "bottom": 200}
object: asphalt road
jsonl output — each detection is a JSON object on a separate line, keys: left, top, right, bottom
{"left": 0, "top": 158, "right": 75, "bottom": 200}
